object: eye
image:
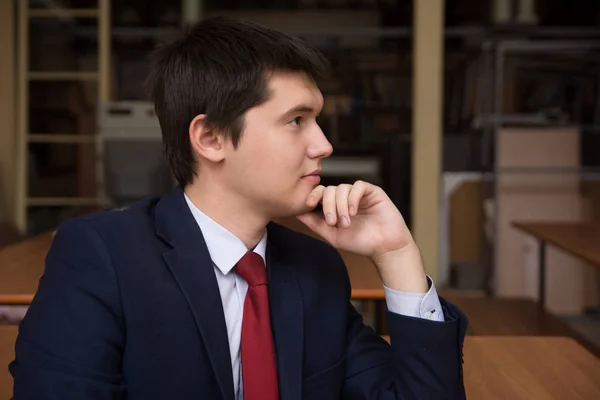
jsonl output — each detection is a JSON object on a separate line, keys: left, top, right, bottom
{"left": 289, "top": 116, "right": 303, "bottom": 126}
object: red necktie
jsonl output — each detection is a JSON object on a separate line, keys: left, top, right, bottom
{"left": 234, "top": 252, "right": 279, "bottom": 400}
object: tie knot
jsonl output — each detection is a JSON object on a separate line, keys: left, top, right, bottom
{"left": 234, "top": 251, "right": 267, "bottom": 286}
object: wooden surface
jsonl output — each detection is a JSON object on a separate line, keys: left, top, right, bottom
{"left": 0, "top": 217, "right": 385, "bottom": 304}
{"left": 513, "top": 222, "right": 600, "bottom": 268}
{"left": 464, "top": 336, "right": 600, "bottom": 399}
{"left": 440, "top": 294, "right": 600, "bottom": 357}
{"left": 442, "top": 295, "right": 574, "bottom": 336}
{"left": 381, "top": 336, "right": 600, "bottom": 399}
{"left": 449, "top": 181, "right": 483, "bottom": 264}
{"left": 0, "top": 325, "right": 17, "bottom": 399}
{"left": 0, "top": 233, "right": 53, "bottom": 304}
{"left": 275, "top": 217, "right": 384, "bottom": 299}
{"left": 0, "top": 225, "right": 21, "bottom": 249}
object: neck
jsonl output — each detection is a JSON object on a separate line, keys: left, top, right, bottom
{"left": 184, "top": 178, "right": 268, "bottom": 250}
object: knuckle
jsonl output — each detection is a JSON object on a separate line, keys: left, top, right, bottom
{"left": 336, "top": 191, "right": 349, "bottom": 202}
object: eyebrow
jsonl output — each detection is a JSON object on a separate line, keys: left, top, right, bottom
{"left": 278, "top": 105, "right": 320, "bottom": 121}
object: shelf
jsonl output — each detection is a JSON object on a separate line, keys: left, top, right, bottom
{"left": 16, "top": 1, "right": 109, "bottom": 235}
{"left": 28, "top": 134, "right": 96, "bottom": 144}
{"left": 28, "top": 71, "right": 99, "bottom": 81}
{"left": 69, "top": 25, "right": 600, "bottom": 42}
{"left": 27, "top": 197, "right": 99, "bottom": 207}
{"left": 28, "top": 9, "right": 99, "bottom": 19}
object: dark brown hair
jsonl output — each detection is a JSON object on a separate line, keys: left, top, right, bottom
{"left": 146, "top": 16, "right": 331, "bottom": 187}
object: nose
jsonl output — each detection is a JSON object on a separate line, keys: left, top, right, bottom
{"left": 307, "top": 124, "right": 333, "bottom": 160}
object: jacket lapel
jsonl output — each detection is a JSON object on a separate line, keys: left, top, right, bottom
{"left": 155, "top": 187, "right": 234, "bottom": 400}
{"left": 267, "top": 224, "right": 304, "bottom": 400}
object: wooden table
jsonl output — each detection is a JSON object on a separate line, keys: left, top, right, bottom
{"left": 381, "top": 335, "right": 600, "bottom": 399}
{"left": 0, "top": 233, "right": 53, "bottom": 305}
{"left": 441, "top": 294, "right": 575, "bottom": 336}
{"left": 465, "top": 336, "right": 600, "bottom": 399}
{"left": 0, "top": 325, "right": 17, "bottom": 399}
{"left": 513, "top": 222, "right": 600, "bottom": 308}
{"left": 0, "top": 217, "right": 385, "bottom": 305}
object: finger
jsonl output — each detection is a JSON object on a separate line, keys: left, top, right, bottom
{"left": 348, "top": 180, "right": 369, "bottom": 216}
{"left": 306, "top": 185, "right": 325, "bottom": 208}
{"left": 322, "top": 186, "right": 337, "bottom": 226}
{"left": 296, "top": 212, "right": 335, "bottom": 242}
{"left": 335, "top": 184, "right": 352, "bottom": 228}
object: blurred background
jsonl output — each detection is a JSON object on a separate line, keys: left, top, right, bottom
{"left": 0, "top": 0, "right": 600, "bottom": 360}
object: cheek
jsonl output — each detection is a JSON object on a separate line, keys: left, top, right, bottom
{"left": 253, "top": 138, "right": 303, "bottom": 174}
{"left": 235, "top": 151, "right": 281, "bottom": 189}
{"left": 237, "top": 129, "right": 306, "bottom": 189}
{"left": 255, "top": 156, "right": 301, "bottom": 195}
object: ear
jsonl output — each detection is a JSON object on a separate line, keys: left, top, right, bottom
{"left": 189, "top": 114, "right": 226, "bottom": 163}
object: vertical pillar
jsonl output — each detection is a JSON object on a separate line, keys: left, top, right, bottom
{"left": 0, "top": 0, "right": 16, "bottom": 227}
{"left": 182, "top": 0, "right": 203, "bottom": 26}
{"left": 412, "top": 0, "right": 445, "bottom": 280}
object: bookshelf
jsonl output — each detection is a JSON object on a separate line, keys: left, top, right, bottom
{"left": 15, "top": 0, "right": 111, "bottom": 235}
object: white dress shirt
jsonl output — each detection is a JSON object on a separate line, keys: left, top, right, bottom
{"left": 184, "top": 194, "right": 444, "bottom": 400}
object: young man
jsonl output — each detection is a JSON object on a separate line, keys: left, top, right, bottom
{"left": 11, "top": 17, "right": 467, "bottom": 399}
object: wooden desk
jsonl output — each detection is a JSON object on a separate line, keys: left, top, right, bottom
{"left": 0, "top": 325, "right": 17, "bottom": 399}
{"left": 0, "top": 233, "right": 53, "bottom": 305}
{"left": 437, "top": 293, "right": 600, "bottom": 357}
{"left": 465, "top": 336, "right": 600, "bottom": 399}
{"left": 441, "top": 295, "right": 575, "bottom": 336}
{"left": 381, "top": 336, "right": 600, "bottom": 399}
{"left": 513, "top": 222, "right": 600, "bottom": 308}
{"left": 275, "top": 217, "right": 384, "bottom": 299}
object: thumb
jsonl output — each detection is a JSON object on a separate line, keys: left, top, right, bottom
{"left": 296, "top": 212, "right": 335, "bottom": 241}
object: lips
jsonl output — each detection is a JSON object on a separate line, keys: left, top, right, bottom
{"left": 303, "top": 169, "right": 322, "bottom": 177}
{"left": 302, "top": 174, "right": 321, "bottom": 184}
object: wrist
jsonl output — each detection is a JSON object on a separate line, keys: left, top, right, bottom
{"left": 372, "top": 242, "right": 428, "bottom": 293}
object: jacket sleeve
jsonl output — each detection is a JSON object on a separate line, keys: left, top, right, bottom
{"left": 340, "top": 254, "right": 468, "bottom": 399}
{"left": 10, "top": 218, "right": 125, "bottom": 400}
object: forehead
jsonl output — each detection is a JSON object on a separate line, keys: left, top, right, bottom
{"left": 263, "top": 71, "right": 324, "bottom": 111}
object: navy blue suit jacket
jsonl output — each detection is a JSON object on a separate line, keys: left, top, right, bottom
{"left": 10, "top": 187, "right": 468, "bottom": 399}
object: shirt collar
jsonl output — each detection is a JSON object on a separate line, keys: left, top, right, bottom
{"left": 184, "top": 193, "right": 267, "bottom": 275}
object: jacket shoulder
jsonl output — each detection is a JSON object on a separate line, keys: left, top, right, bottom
{"left": 56, "top": 196, "right": 161, "bottom": 244}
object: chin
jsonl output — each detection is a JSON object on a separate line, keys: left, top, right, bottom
{"left": 266, "top": 199, "right": 313, "bottom": 220}
{"left": 290, "top": 203, "right": 315, "bottom": 217}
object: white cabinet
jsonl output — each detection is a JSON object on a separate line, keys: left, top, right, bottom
{"left": 494, "top": 127, "right": 586, "bottom": 314}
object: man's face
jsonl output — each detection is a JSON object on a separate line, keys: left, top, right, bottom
{"left": 221, "top": 71, "right": 333, "bottom": 218}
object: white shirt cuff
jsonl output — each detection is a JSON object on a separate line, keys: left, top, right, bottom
{"left": 383, "top": 276, "right": 445, "bottom": 322}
